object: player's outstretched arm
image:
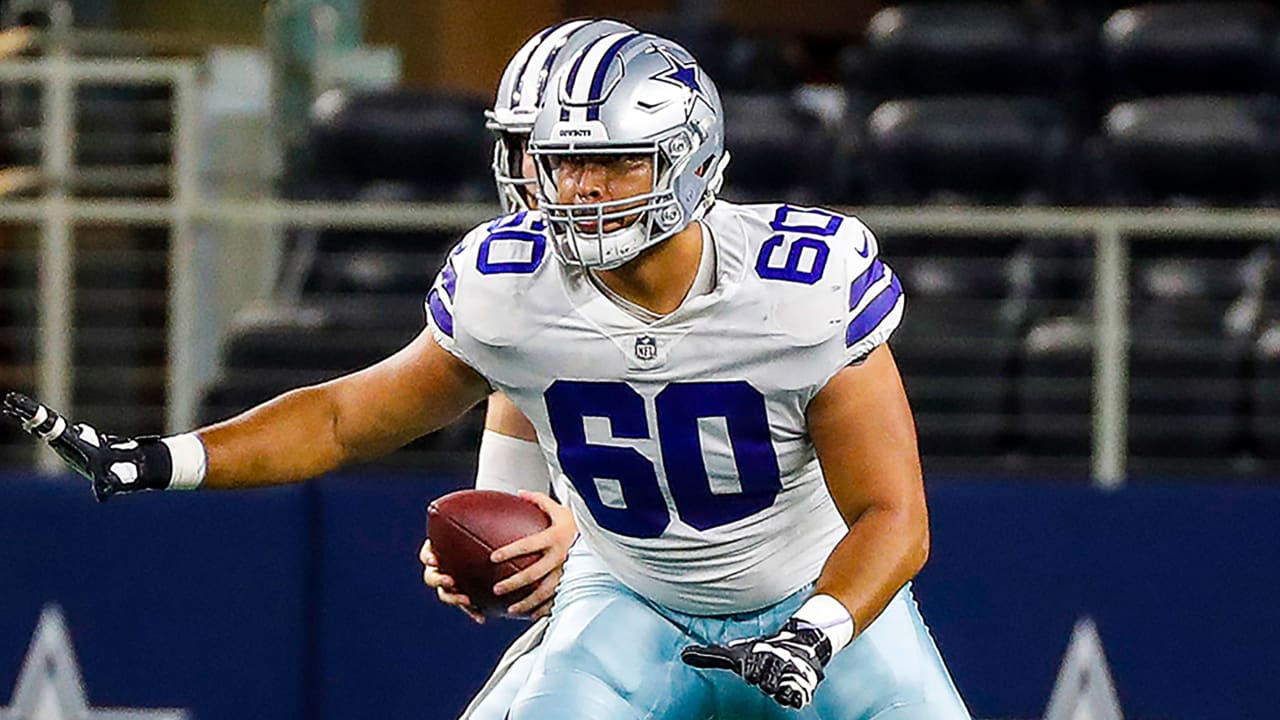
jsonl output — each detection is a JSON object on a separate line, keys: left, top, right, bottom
{"left": 682, "top": 344, "right": 927, "bottom": 709}
{"left": 198, "top": 330, "right": 489, "bottom": 489}
{"left": 3, "top": 330, "right": 491, "bottom": 499}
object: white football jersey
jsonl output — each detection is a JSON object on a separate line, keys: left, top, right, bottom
{"left": 426, "top": 201, "right": 904, "bottom": 614}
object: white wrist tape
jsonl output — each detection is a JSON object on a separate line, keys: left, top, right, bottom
{"left": 793, "top": 594, "right": 856, "bottom": 654}
{"left": 161, "top": 433, "right": 207, "bottom": 490}
{"left": 475, "top": 430, "right": 550, "bottom": 495}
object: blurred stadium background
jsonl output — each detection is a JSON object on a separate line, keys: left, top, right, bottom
{"left": 0, "top": 1, "right": 1278, "bottom": 719}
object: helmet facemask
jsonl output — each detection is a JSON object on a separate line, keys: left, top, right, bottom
{"left": 486, "top": 120, "right": 537, "bottom": 214}
{"left": 532, "top": 128, "right": 715, "bottom": 270}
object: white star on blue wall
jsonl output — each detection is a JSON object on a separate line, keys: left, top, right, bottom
{"left": 0, "top": 606, "right": 188, "bottom": 720}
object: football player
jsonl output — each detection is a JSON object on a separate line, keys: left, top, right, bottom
{"left": 436, "top": 32, "right": 969, "bottom": 719}
{"left": 4, "top": 29, "right": 971, "bottom": 720}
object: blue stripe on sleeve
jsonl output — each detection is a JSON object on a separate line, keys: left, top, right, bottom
{"left": 848, "top": 259, "right": 886, "bottom": 311}
{"left": 846, "top": 275, "right": 902, "bottom": 347}
{"left": 427, "top": 289, "right": 454, "bottom": 337}
{"left": 441, "top": 260, "right": 457, "bottom": 299}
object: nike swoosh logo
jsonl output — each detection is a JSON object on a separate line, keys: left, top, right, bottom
{"left": 856, "top": 230, "right": 871, "bottom": 258}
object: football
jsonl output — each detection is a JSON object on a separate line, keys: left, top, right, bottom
{"left": 426, "top": 489, "right": 552, "bottom": 614}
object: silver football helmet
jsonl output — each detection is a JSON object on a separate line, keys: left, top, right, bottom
{"left": 529, "top": 33, "right": 728, "bottom": 269}
{"left": 486, "top": 18, "right": 635, "bottom": 213}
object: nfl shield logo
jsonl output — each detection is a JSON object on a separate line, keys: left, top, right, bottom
{"left": 635, "top": 335, "right": 658, "bottom": 361}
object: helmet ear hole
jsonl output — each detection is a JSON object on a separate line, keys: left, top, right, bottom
{"left": 695, "top": 155, "right": 715, "bottom": 178}
{"left": 658, "top": 205, "right": 682, "bottom": 229}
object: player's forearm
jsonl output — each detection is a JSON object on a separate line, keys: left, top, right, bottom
{"left": 196, "top": 383, "right": 359, "bottom": 489}
{"left": 813, "top": 502, "right": 929, "bottom": 635}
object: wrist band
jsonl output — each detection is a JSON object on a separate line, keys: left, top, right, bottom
{"left": 161, "top": 433, "right": 207, "bottom": 490}
{"left": 475, "top": 430, "right": 550, "bottom": 495}
{"left": 793, "top": 594, "right": 856, "bottom": 654}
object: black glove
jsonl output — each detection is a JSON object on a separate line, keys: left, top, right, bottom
{"left": 681, "top": 618, "right": 833, "bottom": 710}
{"left": 2, "top": 391, "right": 173, "bottom": 502}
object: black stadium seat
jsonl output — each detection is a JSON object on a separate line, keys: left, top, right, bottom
{"left": 1018, "top": 315, "right": 1093, "bottom": 464}
{"left": 1020, "top": 245, "right": 1260, "bottom": 468}
{"left": 641, "top": 18, "right": 802, "bottom": 94}
{"left": 1252, "top": 262, "right": 1280, "bottom": 465}
{"left": 1016, "top": 236, "right": 1095, "bottom": 465}
{"left": 307, "top": 89, "right": 491, "bottom": 200}
{"left": 299, "top": 229, "right": 450, "bottom": 297}
{"left": 1126, "top": 249, "right": 1253, "bottom": 462}
{"left": 859, "top": 3, "right": 1070, "bottom": 97}
{"left": 223, "top": 322, "right": 412, "bottom": 374}
{"left": 1101, "top": 95, "right": 1280, "bottom": 205}
{"left": 864, "top": 97, "right": 1079, "bottom": 205}
{"left": 200, "top": 305, "right": 421, "bottom": 430}
{"left": 719, "top": 93, "right": 826, "bottom": 203}
{"left": 197, "top": 87, "right": 477, "bottom": 453}
{"left": 1101, "top": 3, "right": 1279, "bottom": 98}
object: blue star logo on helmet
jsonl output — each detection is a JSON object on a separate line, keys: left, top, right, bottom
{"left": 666, "top": 60, "right": 700, "bottom": 93}
{"left": 653, "top": 46, "right": 713, "bottom": 116}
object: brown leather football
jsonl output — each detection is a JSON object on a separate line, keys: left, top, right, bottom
{"left": 426, "top": 489, "right": 552, "bottom": 614}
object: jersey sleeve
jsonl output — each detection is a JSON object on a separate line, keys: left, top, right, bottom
{"left": 424, "top": 225, "right": 486, "bottom": 370}
{"left": 424, "top": 211, "right": 554, "bottom": 377}
{"left": 842, "top": 220, "right": 904, "bottom": 364}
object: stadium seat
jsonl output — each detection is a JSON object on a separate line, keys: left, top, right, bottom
{"left": 1251, "top": 259, "right": 1280, "bottom": 465}
{"left": 200, "top": 302, "right": 425, "bottom": 436}
{"left": 719, "top": 35, "right": 805, "bottom": 94}
{"left": 306, "top": 89, "right": 491, "bottom": 200}
{"left": 1126, "top": 249, "right": 1251, "bottom": 460}
{"left": 1019, "top": 314, "right": 1093, "bottom": 460}
{"left": 1015, "top": 236, "right": 1095, "bottom": 463}
{"left": 202, "top": 95, "right": 469, "bottom": 458}
{"left": 1101, "top": 95, "right": 1280, "bottom": 206}
{"left": 223, "top": 321, "right": 412, "bottom": 374}
{"left": 1101, "top": 3, "right": 1280, "bottom": 99}
{"left": 857, "top": 3, "right": 1073, "bottom": 97}
{"left": 719, "top": 93, "right": 827, "bottom": 203}
{"left": 863, "top": 97, "right": 1079, "bottom": 204}
{"left": 1017, "top": 239, "right": 1264, "bottom": 472}
{"left": 199, "top": 368, "right": 340, "bottom": 425}
{"left": 299, "top": 234, "right": 449, "bottom": 297}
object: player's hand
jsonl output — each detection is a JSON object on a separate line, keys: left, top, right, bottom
{"left": 681, "top": 618, "right": 834, "bottom": 709}
{"left": 419, "top": 538, "right": 486, "bottom": 625}
{"left": 2, "top": 391, "right": 172, "bottom": 502}
{"left": 490, "top": 490, "right": 576, "bottom": 619}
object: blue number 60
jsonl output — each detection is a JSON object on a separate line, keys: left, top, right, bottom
{"left": 754, "top": 205, "right": 844, "bottom": 285}
{"left": 545, "top": 380, "right": 782, "bottom": 538}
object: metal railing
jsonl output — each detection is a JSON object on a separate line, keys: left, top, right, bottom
{"left": 3, "top": 55, "right": 1279, "bottom": 483}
